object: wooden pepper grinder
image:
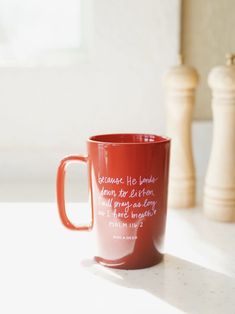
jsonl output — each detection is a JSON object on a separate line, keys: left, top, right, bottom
{"left": 204, "top": 53, "right": 235, "bottom": 221}
{"left": 165, "top": 55, "right": 199, "bottom": 208}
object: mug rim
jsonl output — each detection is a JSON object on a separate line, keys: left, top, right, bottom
{"left": 88, "top": 133, "right": 171, "bottom": 145}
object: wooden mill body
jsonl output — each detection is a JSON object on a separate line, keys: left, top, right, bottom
{"left": 165, "top": 59, "right": 199, "bottom": 208}
{"left": 204, "top": 54, "right": 235, "bottom": 221}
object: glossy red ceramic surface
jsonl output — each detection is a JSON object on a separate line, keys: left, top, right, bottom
{"left": 57, "top": 133, "right": 170, "bottom": 269}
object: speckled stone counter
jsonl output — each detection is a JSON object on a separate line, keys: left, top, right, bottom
{"left": 0, "top": 203, "right": 234, "bottom": 313}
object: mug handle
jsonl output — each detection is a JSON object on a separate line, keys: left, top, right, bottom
{"left": 56, "top": 155, "right": 93, "bottom": 231}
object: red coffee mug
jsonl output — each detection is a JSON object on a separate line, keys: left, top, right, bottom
{"left": 57, "top": 133, "right": 170, "bottom": 269}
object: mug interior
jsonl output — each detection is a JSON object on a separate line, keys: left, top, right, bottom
{"left": 89, "top": 133, "right": 169, "bottom": 144}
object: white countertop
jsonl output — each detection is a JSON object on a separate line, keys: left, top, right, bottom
{"left": 0, "top": 203, "right": 234, "bottom": 314}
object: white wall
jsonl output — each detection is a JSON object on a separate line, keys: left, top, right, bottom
{"left": 0, "top": 0, "right": 181, "bottom": 201}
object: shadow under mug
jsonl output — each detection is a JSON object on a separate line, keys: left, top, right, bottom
{"left": 56, "top": 133, "right": 170, "bottom": 269}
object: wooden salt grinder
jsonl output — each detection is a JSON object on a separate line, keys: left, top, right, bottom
{"left": 165, "top": 55, "right": 199, "bottom": 208}
{"left": 204, "top": 53, "right": 235, "bottom": 221}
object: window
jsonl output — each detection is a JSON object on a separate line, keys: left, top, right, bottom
{"left": 0, "top": 0, "right": 88, "bottom": 66}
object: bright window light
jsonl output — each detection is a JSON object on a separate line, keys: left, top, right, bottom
{"left": 0, "top": 0, "right": 83, "bottom": 65}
